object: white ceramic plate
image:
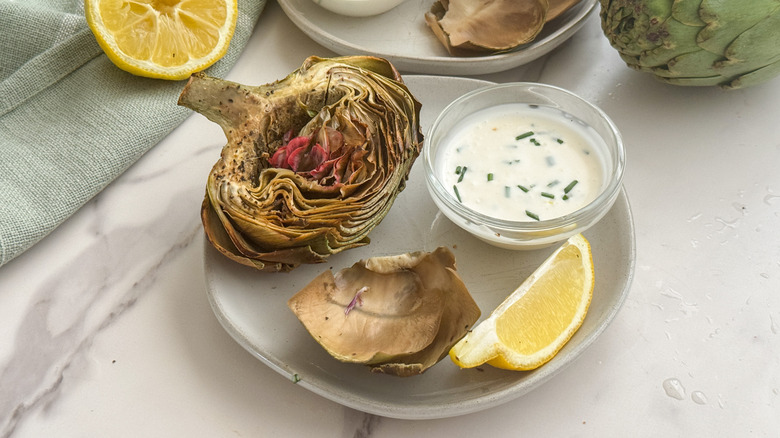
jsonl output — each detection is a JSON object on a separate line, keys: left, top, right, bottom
{"left": 277, "top": 0, "right": 598, "bottom": 75}
{"left": 204, "top": 75, "right": 635, "bottom": 419}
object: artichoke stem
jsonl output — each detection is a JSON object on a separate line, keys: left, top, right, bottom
{"left": 178, "top": 73, "right": 252, "bottom": 132}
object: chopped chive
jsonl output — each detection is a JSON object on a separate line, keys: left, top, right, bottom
{"left": 517, "top": 184, "right": 530, "bottom": 193}
{"left": 546, "top": 156, "right": 556, "bottom": 166}
{"left": 487, "top": 173, "right": 494, "bottom": 181}
{"left": 504, "top": 186, "right": 511, "bottom": 198}
{"left": 515, "top": 131, "right": 534, "bottom": 140}
{"left": 455, "top": 165, "right": 462, "bottom": 174}
{"left": 541, "top": 192, "right": 555, "bottom": 199}
{"left": 564, "top": 180, "right": 579, "bottom": 194}
{"left": 526, "top": 210, "right": 540, "bottom": 221}
{"left": 547, "top": 179, "right": 560, "bottom": 187}
{"left": 453, "top": 185, "right": 462, "bottom": 202}
{"left": 563, "top": 195, "right": 570, "bottom": 200}
{"left": 458, "top": 166, "right": 467, "bottom": 182}
{"left": 556, "top": 138, "right": 564, "bottom": 144}
{"left": 530, "top": 138, "right": 541, "bottom": 146}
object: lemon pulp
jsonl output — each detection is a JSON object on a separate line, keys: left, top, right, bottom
{"left": 86, "top": 0, "right": 237, "bottom": 80}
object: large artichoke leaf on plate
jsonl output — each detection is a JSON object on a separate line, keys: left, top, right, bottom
{"left": 179, "top": 56, "right": 423, "bottom": 272}
{"left": 287, "top": 247, "right": 481, "bottom": 377}
{"left": 600, "top": 0, "right": 780, "bottom": 89}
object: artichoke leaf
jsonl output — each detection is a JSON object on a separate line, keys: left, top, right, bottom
{"left": 716, "top": 11, "right": 780, "bottom": 74}
{"left": 425, "top": 0, "right": 550, "bottom": 56}
{"left": 547, "top": 0, "right": 584, "bottom": 21}
{"left": 728, "top": 59, "right": 780, "bottom": 90}
{"left": 180, "top": 56, "right": 423, "bottom": 272}
{"left": 288, "top": 247, "right": 481, "bottom": 376}
{"left": 369, "top": 248, "right": 482, "bottom": 377}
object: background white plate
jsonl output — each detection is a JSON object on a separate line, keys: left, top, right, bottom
{"left": 277, "top": 0, "right": 599, "bottom": 75}
{"left": 204, "top": 75, "right": 635, "bottom": 419}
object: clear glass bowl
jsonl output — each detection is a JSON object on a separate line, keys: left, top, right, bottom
{"left": 423, "top": 82, "right": 625, "bottom": 250}
{"left": 311, "top": 0, "right": 407, "bottom": 16}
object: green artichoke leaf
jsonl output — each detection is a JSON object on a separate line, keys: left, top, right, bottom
{"left": 671, "top": 0, "right": 705, "bottom": 27}
{"left": 179, "top": 56, "right": 423, "bottom": 272}
{"left": 636, "top": 17, "right": 702, "bottom": 69}
{"left": 730, "top": 59, "right": 780, "bottom": 89}
{"left": 697, "top": 0, "right": 780, "bottom": 54}
{"left": 716, "top": 10, "right": 780, "bottom": 74}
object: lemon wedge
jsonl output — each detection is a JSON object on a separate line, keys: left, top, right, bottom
{"left": 85, "top": 0, "right": 238, "bottom": 80}
{"left": 450, "top": 233, "right": 594, "bottom": 371}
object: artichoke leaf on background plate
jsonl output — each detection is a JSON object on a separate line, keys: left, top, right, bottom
{"left": 287, "top": 247, "right": 481, "bottom": 377}
{"left": 179, "top": 56, "right": 423, "bottom": 272}
{"left": 424, "top": 0, "right": 552, "bottom": 56}
{"left": 547, "top": 0, "right": 584, "bottom": 21}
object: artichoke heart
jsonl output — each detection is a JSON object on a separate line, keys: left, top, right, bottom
{"left": 178, "top": 56, "right": 423, "bottom": 272}
{"left": 287, "top": 247, "right": 481, "bottom": 377}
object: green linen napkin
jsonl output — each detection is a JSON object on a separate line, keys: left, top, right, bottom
{"left": 0, "top": 0, "right": 267, "bottom": 267}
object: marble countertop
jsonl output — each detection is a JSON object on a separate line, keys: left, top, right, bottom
{"left": 2, "top": 2, "right": 779, "bottom": 436}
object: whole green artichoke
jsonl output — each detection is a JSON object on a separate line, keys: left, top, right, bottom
{"left": 178, "top": 56, "right": 422, "bottom": 272}
{"left": 600, "top": 0, "right": 780, "bottom": 89}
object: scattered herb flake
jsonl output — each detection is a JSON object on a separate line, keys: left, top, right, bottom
{"left": 546, "top": 156, "right": 556, "bottom": 166}
{"left": 455, "top": 165, "right": 462, "bottom": 174}
{"left": 487, "top": 173, "right": 494, "bottom": 181}
{"left": 564, "top": 180, "right": 579, "bottom": 194}
{"left": 541, "top": 192, "right": 555, "bottom": 199}
{"left": 458, "top": 166, "right": 467, "bottom": 183}
{"left": 453, "top": 185, "right": 462, "bottom": 202}
{"left": 556, "top": 138, "right": 564, "bottom": 144}
{"left": 526, "top": 210, "right": 540, "bottom": 221}
{"left": 517, "top": 184, "right": 530, "bottom": 193}
{"left": 515, "top": 131, "right": 534, "bottom": 140}
{"left": 504, "top": 186, "right": 511, "bottom": 198}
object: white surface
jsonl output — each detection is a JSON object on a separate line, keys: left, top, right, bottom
{"left": 1, "top": 1, "right": 779, "bottom": 436}
{"left": 278, "top": 0, "right": 597, "bottom": 75}
{"left": 205, "top": 76, "right": 635, "bottom": 420}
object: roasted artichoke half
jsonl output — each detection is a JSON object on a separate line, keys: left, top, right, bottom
{"left": 288, "top": 247, "right": 481, "bottom": 377}
{"left": 178, "top": 56, "right": 423, "bottom": 272}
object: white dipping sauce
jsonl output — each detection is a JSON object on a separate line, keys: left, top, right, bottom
{"left": 437, "top": 103, "right": 606, "bottom": 222}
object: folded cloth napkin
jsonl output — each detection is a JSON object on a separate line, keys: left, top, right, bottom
{"left": 0, "top": 0, "right": 267, "bottom": 267}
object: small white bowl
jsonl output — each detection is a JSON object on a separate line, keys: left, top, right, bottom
{"left": 312, "top": 0, "right": 407, "bottom": 17}
{"left": 424, "top": 82, "right": 625, "bottom": 250}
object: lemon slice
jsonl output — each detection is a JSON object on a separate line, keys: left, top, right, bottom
{"left": 450, "top": 234, "right": 594, "bottom": 371}
{"left": 85, "top": 0, "right": 238, "bottom": 80}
